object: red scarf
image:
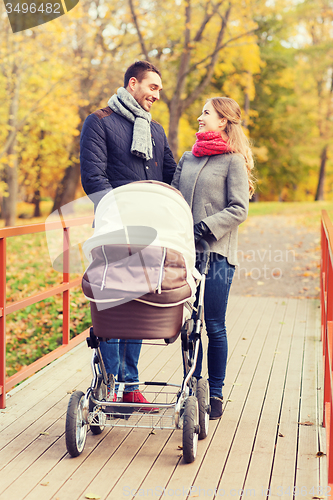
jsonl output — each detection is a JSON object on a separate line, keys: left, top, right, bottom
{"left": 192, "top": 131, "right": 232, "bottom": 157}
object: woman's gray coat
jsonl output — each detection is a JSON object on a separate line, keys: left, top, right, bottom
{"left": 171, "top": 151, "right": 249, "bottom": 266}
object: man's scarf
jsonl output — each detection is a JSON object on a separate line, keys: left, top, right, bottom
{"left": 108, "top": 87, "right": 153, "bottom": 160}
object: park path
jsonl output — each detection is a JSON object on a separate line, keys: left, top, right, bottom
{"left": 231, "top": 215, "right": 320, "bottom": 300}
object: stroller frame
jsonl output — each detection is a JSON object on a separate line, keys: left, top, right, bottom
{"left": 65, "top": 241, "right": 211, "bottom": 464}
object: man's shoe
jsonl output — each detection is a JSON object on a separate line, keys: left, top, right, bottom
{"left": 209, "top": 396, "right": 223, "bottom": 420}
{"left": 123, "top": 390, "right": 159, "bottom": 413}
{"left": 106, "top": 387, "right": 117, "bottom": 402}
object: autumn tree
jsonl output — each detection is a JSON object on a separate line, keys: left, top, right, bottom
{"left": 0, "top": 6, "right": 80, "bottom": 225}
{"left": 246, "top": 12, "right": 312, "bottom": 200}
{"left": 51, "top": 0, "right": 138, "bottom": 211}
{"left": 294, "top": 0, "right": 333, "bottom": 200}
{"left": 127, "top": 0, "right": 261, "bottom": 158}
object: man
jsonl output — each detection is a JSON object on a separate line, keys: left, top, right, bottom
{"left": 80, "top": 61, "right": 176, "bottom": 408}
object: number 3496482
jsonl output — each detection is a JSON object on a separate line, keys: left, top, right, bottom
{"left": 5, "top": 3, "right": 61, "bottom": 14}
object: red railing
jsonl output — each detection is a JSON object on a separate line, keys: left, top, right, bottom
{"left": 321, "top": 210, "right": 333, "bottom": 487}
{"left": 0, "top": 215, "right": 94, "bottom": 409}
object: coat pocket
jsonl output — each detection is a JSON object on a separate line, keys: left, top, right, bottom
{"left": 204, "top": 203, "right": 214, "bottom": 217}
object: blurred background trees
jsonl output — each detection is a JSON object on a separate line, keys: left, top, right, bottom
{"left": 0, "top": 0, "right": 333, "bottom": 225}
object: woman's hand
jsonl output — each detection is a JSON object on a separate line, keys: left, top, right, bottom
{"left": 194, "top": 221, "right": 210, "bottom": 242}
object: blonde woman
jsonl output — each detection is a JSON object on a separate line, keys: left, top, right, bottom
{"left": 172, "top": 97, "right": 254, "bottom": 419}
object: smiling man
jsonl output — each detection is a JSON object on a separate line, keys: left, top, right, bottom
{"left": 80, "top": 60, "right": 176, "bottom": 409}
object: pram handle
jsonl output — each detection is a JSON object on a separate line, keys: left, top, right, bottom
{"left": 196, "top": 238, "right": 210, "bottom": 276}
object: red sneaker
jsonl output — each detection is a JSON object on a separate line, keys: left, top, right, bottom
{"left": 106, "top": 387, "right": 117, "bottom": 402}
{"left": 123, "top": 390, "right": 159, "bottom": 413}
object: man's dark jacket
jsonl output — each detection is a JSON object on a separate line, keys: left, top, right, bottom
{"left": 80, "top": 107, "right": 176, "bottom": 205}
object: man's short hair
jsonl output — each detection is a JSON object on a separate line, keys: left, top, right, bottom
{"left": 124, "top": 61, "right": 161, "bottom": 87}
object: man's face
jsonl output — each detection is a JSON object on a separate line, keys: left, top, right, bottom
{"left": 127, "top": 72, "right": 163, "bottom": 112}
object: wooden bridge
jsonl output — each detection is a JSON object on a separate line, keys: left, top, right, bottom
{"left": 0, "top": 295, "right": 327, "bottom": 500}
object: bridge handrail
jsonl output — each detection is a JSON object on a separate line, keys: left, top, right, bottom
{"left": 0, "top": 216, "right": 94, "bottom": 408}
{"left": 321, "top": 210, "right": 333, "bottom": 487}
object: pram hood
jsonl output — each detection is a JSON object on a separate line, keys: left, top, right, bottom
{"left": 82, "top": 181, "right": 198, "bottom": 309}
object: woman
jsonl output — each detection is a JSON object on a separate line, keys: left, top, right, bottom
{"left": 172, "top": 97, "right": 254, "bottom": 419}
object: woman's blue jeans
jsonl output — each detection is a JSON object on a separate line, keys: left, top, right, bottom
{"left": 99, "top": 339, "right": 142, "bottom": 392}
{"left": 191, "top": 253, "right": 235, "bottom": 398}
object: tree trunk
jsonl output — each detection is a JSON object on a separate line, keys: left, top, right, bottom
{"left": 1, "top": 62, "right": 20, "bottom": 226}
{"left": 33, "top": 193, "right": 41, "bottom": 218}
{"left": 32, "top": 130, "right": 45, "bottom": 218}
{"left": 2, "top": 148, "right": 18, "bottom": 227}
{"left": 168, "top": 98, "right": 183, "bottom": 160}
{"left": 315, "top": 144, "right": 328, "bottom": 201}
{"left": 51, "top": 161, "right": 81, "bottom": 213}
{"left": 51, "top": 130, "right": 81, "bottom": 213}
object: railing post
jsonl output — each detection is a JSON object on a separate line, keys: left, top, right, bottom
{"left": 321, "top": 210, "right": 333, "bottom": 486}
{"left": 329, "top": 322, "right": 333, "bottom": 487}
{"left": 63, "top": 227, "right": 70, "bottom": 345}
{"left": 0, "top": 238, "right": 6, "bottom": 409}
{"left": 321, "top": 221, "right": 327, "bottom": 346}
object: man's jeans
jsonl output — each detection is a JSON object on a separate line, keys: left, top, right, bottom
{"left": 99, "top": 339, "right": 142, "bottom": 392}
{"left": 191, "top": 253, "right": 235, "bottom": 398}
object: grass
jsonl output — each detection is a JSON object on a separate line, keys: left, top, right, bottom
{"left": 248, "top": 200, "right": 333, "bottom": 229}
{"left": 3, "top": 199, "right": 333, "bottom": 378}
{"left": 5, "top": 229, "right": 92, "bottom": 378}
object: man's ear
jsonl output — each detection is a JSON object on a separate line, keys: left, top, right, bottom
{"left": 127, "top": 77, "right": 137, "bottom": 92}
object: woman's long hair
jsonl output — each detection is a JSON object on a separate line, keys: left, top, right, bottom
{"left": 208, "top": 97, "right": 255, "bottom": 197}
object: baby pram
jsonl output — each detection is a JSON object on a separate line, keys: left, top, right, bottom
{"left": 65, "top": 181, "right": 211, "bottom": 463}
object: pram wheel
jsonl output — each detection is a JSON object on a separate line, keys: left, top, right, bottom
{"left": 89, "top": 375, "right": 106, "bottom": 435}
{"left": 66, "top": 390, "right": 88, "bottom": 457}
{"left": 182, "top": 396, "right": 199, "bottom": 463}
{"left": 196, "top": 379, "right": 210, "bottom": 440}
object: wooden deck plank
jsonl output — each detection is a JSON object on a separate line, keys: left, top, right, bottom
{"left": 21, "top": 341, "right": 182, "bottom": 500}
{"left": 269, "top": 299, "right": 308, "bottom": 499}
{"left": 0, "top": 344, "right": 91, "bottom": 432}
{"left": 23, "top": 427, "right": 133, "bottom": 500}
{"left": 53, "top": 427, "right": 152, "bottom": 500}
{"left": 314, "top": 300, "right": 328, "bottom": 489}
{"left": 0, "top": 353, "right": 96, "bottom": 465}
{"left": 103, "top": 429, "right": 176, "bottom": 500}
{"left": 0, "top": 337, "right": 159, "bottom": 435}
{"left": 295, "top": 300, "right": 323, "bottom": 494}
{"left": 211, "top": 298, "right": 288, "bottom": 493}
{"left": 75, "top": 340, "right": 186, "bottom": 499}
{"left": 189, "top": 298, "right": 293, "bottom": 495}
{"left": 0, "top": 337, "right": 180, "bottom": 497}
{"left": 241, "top": 299, "right": 298, "bottom": 492}
{"left": 0, "top": 296, "right": 325, "bottom": 500}
{"left": 133, "top": 297, "right": 266, "bottom": 497}
{"left": 167, "top": 296, "right": 275, "bottom": 495}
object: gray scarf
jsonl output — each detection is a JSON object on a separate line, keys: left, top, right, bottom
{"left": 108, "top": 87, "right": 153, "bottom": 161}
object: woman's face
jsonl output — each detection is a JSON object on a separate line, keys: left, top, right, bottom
{"left": 197, "top": 101, "right": 225, "bottom": 133}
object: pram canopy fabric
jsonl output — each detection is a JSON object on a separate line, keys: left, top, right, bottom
{"left": 81, "top": 181, "right": 198, "bottom": 340}
{"left": 83, "top": 181, "right": 195, "bottom": 269}
{"left": 82, "top": 181, "right": 198, "bottom": 310}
